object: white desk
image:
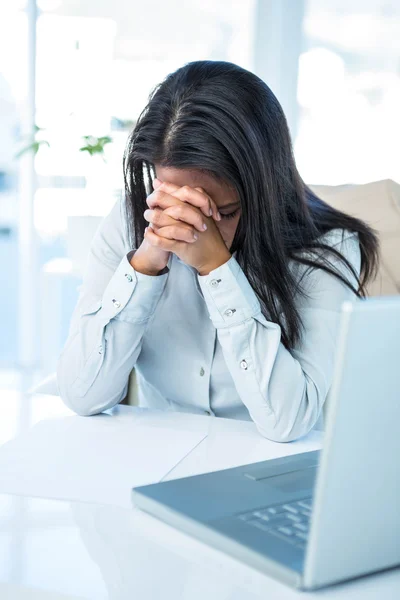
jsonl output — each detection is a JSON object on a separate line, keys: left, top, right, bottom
{"left": 0, "top": 390, "right": 399, "bottom": 599}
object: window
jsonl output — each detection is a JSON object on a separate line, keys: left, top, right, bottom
{"left": 295, "top": 0, "right": 400, "bottom": 185}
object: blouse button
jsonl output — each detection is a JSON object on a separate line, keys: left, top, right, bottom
{"left": 125, "top": 274, "right": 133, "bottom": 282}
{"left": 224, "top": 308, "right": 236, "bottom": 317}
{"left": 199, "top": 367, "right": 205, "bottom": 376}
{"left": 209, "top": 279, "right": 221, "bottom": 288}
{"left": 240, "top": 360, "right": 248, "bottom": 370}
{"left": 112, "top": 299, "right": 121, "bottom": 309}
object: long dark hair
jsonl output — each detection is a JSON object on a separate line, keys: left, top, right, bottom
{"left": 123, "top": 60, "right": 379, "bottom": 349}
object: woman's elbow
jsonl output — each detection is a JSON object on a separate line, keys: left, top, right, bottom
{"left": 256, "top": 382, "right": 324, "bottom": 443}
{"left": 256, "top": 423, "right": 306, "bottom": 443}
{"left": 58, "top": 385, "right": 103, "bottom": 417}
{"left": 64, "top": 400, "right": 101, "bottom": 417}
{"left": 57, "top": 373, "right": 128, "bottom": 417}
{"left": 255, "top": 407, "right": 320, "bottom": 443}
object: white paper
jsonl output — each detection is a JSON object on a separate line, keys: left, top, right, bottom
{"left": 0, "top": 415, "right": 207, "bottom": 508}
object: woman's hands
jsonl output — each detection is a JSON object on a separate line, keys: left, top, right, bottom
{"left": 143, "top": 180, "right": 231, "bottom": 275}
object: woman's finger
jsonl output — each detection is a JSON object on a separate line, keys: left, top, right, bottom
{"left": 172, "top": 184, "right": 221, "bottom": 221}
{"left": 194, "top": 187, "right": 221, "bottom": 222}
{"left": 144, "top": 208, "right": 174, "bottom": 228}
{"left": 147, "top": 189, "right": 182, "bottom": 212}
{"left": 162, "top": 204, "right": 208, "bottom": 232}
{"left": 144, "top": 226, "right": 176, "bottom": 251}
{"left": 146, "top": 192, "right": 209, "bottom": 232}
{"left": 155, "top": 224, "right": 199, "bottom": 243}
{"left": 145, "top": 225, "right": 192, "bottom": 249}
{"left": 152, "top": 180, "right": 221, "bottom": 221}
{"left": 144, "top": 208, "right": 199, "bottom": 240}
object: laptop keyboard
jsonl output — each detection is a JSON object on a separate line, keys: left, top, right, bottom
{"left": 237, "top": 497, "right": 313, "bottom": 550}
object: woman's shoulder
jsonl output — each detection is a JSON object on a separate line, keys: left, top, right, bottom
{"left": 317, "top": 227, "right": 359, "bottom": 251}
{"left": 291, "top": 227, "right": 361, "bottom": 293}
{"left": 316, "top": 227, "right": 361, "bottom": 274}
{"left": 296, "top": 227, "right": 360, "bottom": 263}
{"left": 90, "top": 197, "right": 131, "bottom": 262}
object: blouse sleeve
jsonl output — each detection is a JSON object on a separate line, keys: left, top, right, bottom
{"left": 197, "top": 231, "right": 361, "bottom": 442}
{"left": 57, "top": 199, "right": 169, "bottom": 416}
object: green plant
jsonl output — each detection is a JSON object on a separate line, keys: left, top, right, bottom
{"left": 79, "top": 135, "right": 113, "bottom": 160}
{"left": 15, "top": 127, "right": 114, "bottom": 163}
{"left": 15, "top": 125, "right": 50, "bottom": 158}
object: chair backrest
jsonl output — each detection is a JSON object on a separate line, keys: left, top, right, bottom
{"left": 309, "top": 179, "right": 400, "bottom": 297}
{"left": 310, "top": 179, "right": 400, "bottom": 425}
{"left": 123, "top": 367, "right": 140, "bottom": 406}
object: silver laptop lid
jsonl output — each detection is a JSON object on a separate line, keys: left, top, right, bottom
{"left": 304, "top": 297, "right": 400, "bottom": 589}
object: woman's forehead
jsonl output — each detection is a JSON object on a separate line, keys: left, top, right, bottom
{"left": 154, "top": 165, "right": 237, "bottom": 204}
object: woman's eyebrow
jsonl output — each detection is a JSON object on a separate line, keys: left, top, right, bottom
{"left": 219, "top": 201, "right": 241, "bottom": 210}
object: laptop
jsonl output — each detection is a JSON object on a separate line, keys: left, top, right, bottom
{"left": 132, "top": 297, "right": 400, "bottom": 590}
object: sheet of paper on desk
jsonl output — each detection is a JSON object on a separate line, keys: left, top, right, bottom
{"left": 0, "top": 415, "right": 207, "bottom": 508}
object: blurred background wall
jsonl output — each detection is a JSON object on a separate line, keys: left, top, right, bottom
{"left": 1, "top": 0, "right": 399, "bottom": 378}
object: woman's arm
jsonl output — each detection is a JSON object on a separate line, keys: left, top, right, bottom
{"left": 57, "top": 200, "right": 169, "bottom": 416}
{"left": 198, "top": 231, "right": 361, "bottom": 442}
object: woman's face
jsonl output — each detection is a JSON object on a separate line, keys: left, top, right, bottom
{"left": 154, "top": 166, "right": 241, "bottom": 250}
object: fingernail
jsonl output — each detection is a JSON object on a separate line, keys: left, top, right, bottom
{"left": 193, "top": 234, "right": 198, "bottom": 241}
{"left": 203, "top": 223, "right": 207, "bottom": 230}
{"left": 144, "top": 227, "right": 148, "bottom": 233}
{"left": 209, "top": 208, "right": 213, "bottom": 216}
{"left": 153, "top": 178, "right": 161, "bottom": 189}
{"left": 217, "top": 212, "right": 222, "bottom": 221}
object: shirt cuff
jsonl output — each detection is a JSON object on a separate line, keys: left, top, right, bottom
{"left": 197, "top": 255, "right": 262, "bottom": 328}
{"left": 100, "top": 252, "right": 169, "bottom": 324}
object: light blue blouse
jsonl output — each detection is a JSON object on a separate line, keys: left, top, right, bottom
{"left": 57, "top": 198, "right": 361, "bottom": 442}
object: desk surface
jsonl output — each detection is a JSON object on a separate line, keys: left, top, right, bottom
{"left": 0, "top": 388, "right": 399, "bottom": 600}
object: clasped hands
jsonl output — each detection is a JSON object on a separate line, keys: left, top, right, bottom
{"left": 143, "top": 178, "right": 232, "bottom": 276}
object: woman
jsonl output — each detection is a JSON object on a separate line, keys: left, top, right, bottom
{"left": 57, "top": 60, "right": 379, "bottom": 442}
